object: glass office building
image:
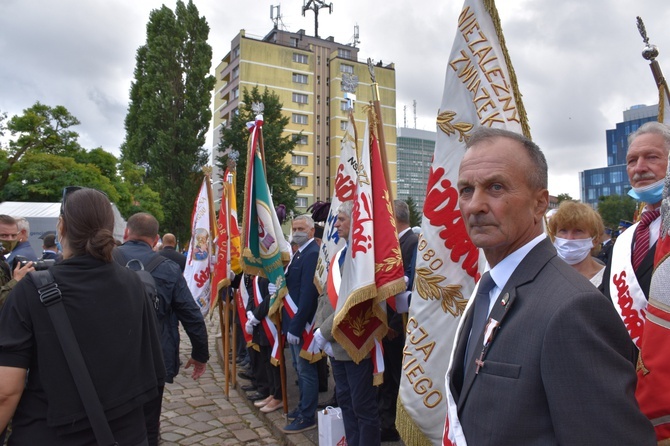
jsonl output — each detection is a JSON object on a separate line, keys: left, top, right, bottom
{"left": 396, "top": 127, "right": 435, "bottom": 211}
{"left": 580, "top": 104, "right": 658, "bottom": 207}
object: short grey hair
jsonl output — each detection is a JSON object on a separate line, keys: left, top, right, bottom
{"left": 337, "top": 200, "right": 354, "bottom": 218}
{"left": 292, "top": 214, "right": 315, "bottom": 229}
{"left": 14, "top": 217, "right": 30, "bottom": 234}
{"left": 466, "top": 127, "right": 548, "bottom": 191}
{"left": 628, "top": 121, "right": 670, "bottom": 152}
{"left": 394, "top": 200, "right": 410, "bottom": 224}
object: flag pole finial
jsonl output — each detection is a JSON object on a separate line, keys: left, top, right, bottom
{"left": 637, "top": 17, "right": 659, "bottom": 62}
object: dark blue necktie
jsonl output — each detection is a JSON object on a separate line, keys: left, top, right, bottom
{"left": 464, "top": 272, "right": 496, "bottom": 374}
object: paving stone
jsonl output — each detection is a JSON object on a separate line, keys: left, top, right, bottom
{"left": 233, "top": 428, "right": 260, "bottom": 442}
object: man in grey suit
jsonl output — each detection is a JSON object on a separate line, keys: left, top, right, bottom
{"left": 446, "top": 127, "right": 654, "bottom": 445}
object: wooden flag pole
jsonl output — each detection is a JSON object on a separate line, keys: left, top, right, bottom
{"left": 368, "top": 58, "right": 394, "bottom": 203}
{"left": 637, "top": 17, "right": 670, "bottom": 114}
{"left": 231, "top": 292, "right": 238, "bottom": 386}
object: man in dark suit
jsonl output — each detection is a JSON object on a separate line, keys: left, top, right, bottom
{"left": 281, "top": 215, "right": 320, "bottom": 433}
{"left": 601, "top": 122, "right": 669, "bottom": 344}
{"left": 377, "top": 200, "right": 418, "bottom": 441}
{"left": 40, "top": 233, "right": 62, "bottom": 262}
{"left": 158, "top": 233, "right": 186, "bottom": 272}
{"left": 444, "top": 127, "right": 654, "bottom": 445}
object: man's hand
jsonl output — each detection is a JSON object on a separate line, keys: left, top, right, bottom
{"left": 246, "top": 311, "right": 260, "bottom": 326}
{"left": 184, "top": 358, "right": 206, "bottom": 380}
{"left": 286, "top": 333, "right": 301, "bottom": 345}
{"left": 268, "top": 282, "right": 277, "bottom": 295}
{"left": 13, "top": 261, "right": 34, "bottom": 282}
{"left": 323, "top": 342, "right": 334, "bottom": 357}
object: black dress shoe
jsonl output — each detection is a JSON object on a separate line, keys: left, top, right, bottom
{"left": 241, "top": 384, "right": 257, "bottom": 392}
{"left": 238, "top": 370, "right": 254, "bottom": 381}
{"left": 380, "top": 427, "right": 400, "bottom": 442}
{"left": 247, "top": 392, "right": 270, "bottom": 402}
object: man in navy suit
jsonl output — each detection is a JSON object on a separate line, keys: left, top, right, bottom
{"left": 281, "top": 215, "right": 320, "bottom": 433}
{"left": 445, "top": 127, "right": 654, "bottom": 445}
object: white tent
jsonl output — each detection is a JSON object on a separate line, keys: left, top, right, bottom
{"left": 0, "top": 201, "right": 127, "bottom": 258}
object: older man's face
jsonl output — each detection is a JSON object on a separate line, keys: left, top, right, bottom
{"left": 627, "top": 133, "right": 669, "bottom": 189}
{"left": 334, "top": 212, "right": 351, "bottom": 240}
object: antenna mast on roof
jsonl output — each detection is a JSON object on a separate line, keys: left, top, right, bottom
{"left": 302, "top": 0, "right": 333, "bottom": 38}
{"left": 413, "top": 100, "right": 417, "bottom": 129}
{"left": 270, "top": 5, "right": 281, "bottom": 29}
{"left": 352, "top": 24, "right": 360, "bottom": 47}
{"left": 403, "top": 105, "right": 407, "bottom": 128}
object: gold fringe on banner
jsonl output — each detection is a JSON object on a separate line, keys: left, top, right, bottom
{"left": 484, "top": 0, "right": 531, "bottom": 139}
{"left": 396, "top": 400, "right": 434, "bottom": 446}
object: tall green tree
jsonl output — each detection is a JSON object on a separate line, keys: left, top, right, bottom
{"left": 404, "top": 196, "right": 421, "bottom": 227}
{"left": 597, "top": 194, "right": 637, "bottom": 229}
{"left": 121, "top": 0, "right": 215, "bottom": 241}
{"left": 0, "top": 102, "right": 83, "bottom": 192}
{"left": 217, "top": 86, "right": 299, "bottom": 217}
{"left": 0, "top": 103, "right": 162, "bottom": 217}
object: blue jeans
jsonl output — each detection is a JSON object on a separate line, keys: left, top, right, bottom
{"left": 289, "top": 343, "right": 318, "bottom": 423}
{"left": 332, "top": 358, "right": 380, "bottom": 446}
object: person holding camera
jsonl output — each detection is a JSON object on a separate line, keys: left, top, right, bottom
{"left": 0, "top": 215, "right": 34, "bottom": 311}
{"left": 0, "top": 187, "right": 165, "bottom": 444}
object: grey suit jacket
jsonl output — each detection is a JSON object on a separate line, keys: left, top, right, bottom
{"left": 449, "top": 238, "right": 654, "bottom": 445}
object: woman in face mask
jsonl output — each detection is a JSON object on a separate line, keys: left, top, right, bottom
{"left": 547, "top": 201, "right": 607, "bottom": 287}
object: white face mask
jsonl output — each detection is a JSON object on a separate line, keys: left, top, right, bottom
{"left": 553, "top": 237, "right": 593, "bottom": 265}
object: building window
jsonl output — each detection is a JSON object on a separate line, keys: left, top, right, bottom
{"left": 610, "top": 171, "right": 623, "bottom": 183}
{"left": 338, "top": 48, "right": 352, "bottom": 59}
{"left": 292, "top": 73, "right": 308, "bottom": 84}
{"left": 341, "top": 101, "right": 348, "bottom": 111}
{"left": 293, "top": 176, "right": 308, "bottom": 187}
{"left": 232, "top": 87, "right": 239, "bottom": 99}
{"left": 591, "top": 173, "right": 605, "bottom": 185}
{"left": 292, "top": 134, "right": 308, "bottom": 145}
{"left": 290, "top": 37, "right": 299, "bottom": 48}
{"left": 293, "top": 53, "right": 308, "bottom": 64}
{"left": 232, "top": 66, "right": 239, "bottom": 79}
{"left": 292, "top": 93, "right": 308, "bottom": 104}
{"left": 292, "top": 155, "right": 308, "bottom": 165}
{"left": 341, "top": 120, "right": 348, "bottom": 130}
{"left": 340, "top": 64, "right": 354, "bottom": 74}
{"left": 232, "top": 45, "right": 240, "bottom": 59}
{"left": 292, "top": 113, "right": 308, "bottom": 125}
{"left": 296, "top": 197, "right": 308, "bottom": 208}
{"left": 231, "top": 107, "right": 239, "bottom": 116}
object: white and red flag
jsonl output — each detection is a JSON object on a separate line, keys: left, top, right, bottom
{"left": 314, "top": 110, "right": 357, "bottom": 293}
{"left": 394, "top": 0, "right": 529, "bottom": 444}
{"left": 333, "top": 110, "right": 405, "bottom": 384}
{"left": 185, "top": 176, "right": 216, "bottom": 316}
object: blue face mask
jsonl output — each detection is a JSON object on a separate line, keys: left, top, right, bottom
{"left": 627, "top": 179, "right": 665, "bottom": 204}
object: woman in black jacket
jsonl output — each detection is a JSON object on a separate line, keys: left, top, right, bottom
{"left": 0, "top": 187, "right": 165, "bottom": 445}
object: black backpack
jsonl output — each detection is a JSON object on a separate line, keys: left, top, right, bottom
{"left": 112, "top": 249, "right": 167, "bottom": 313}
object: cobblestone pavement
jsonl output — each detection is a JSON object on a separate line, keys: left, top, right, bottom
{"left": 159, "top": 311, "right": 405, "bottom": 446}
{"left": 158, "top": 314, "right": 283, "bottom": 445}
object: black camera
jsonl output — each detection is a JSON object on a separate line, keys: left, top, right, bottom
{"left": 13, "top": 255, "right": 55, "bottom": 271}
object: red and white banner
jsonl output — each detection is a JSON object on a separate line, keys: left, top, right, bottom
{"left": 396, "top": 0, "right": 529, "bottom": 444}
{"left": 333, "top": 112, "right": 405, "bottom": 384}
{"left": 185, "top": 177, "right": 215, "bottom": 316}
{"left": 314, "top": 111, "right": 357, "bottom": 293}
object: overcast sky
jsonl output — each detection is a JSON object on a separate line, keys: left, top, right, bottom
{"left": 2, "top": 0, "right": 669, "bottom": 199}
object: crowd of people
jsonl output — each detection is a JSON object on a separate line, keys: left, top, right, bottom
{"left": 0, "top": 121, "right": 667, "bottom": 445}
